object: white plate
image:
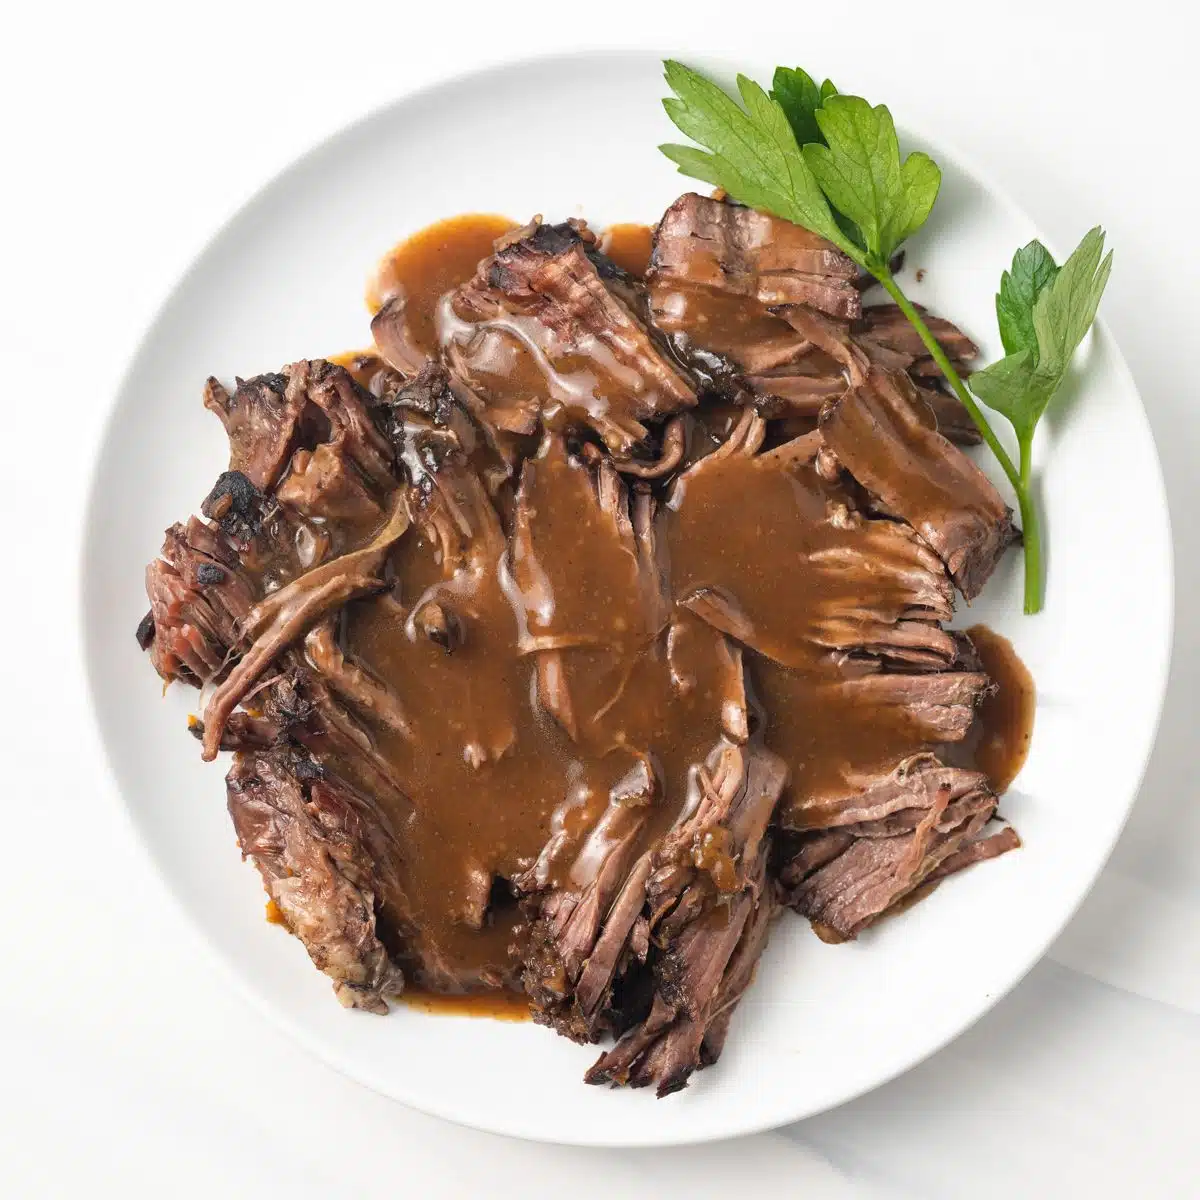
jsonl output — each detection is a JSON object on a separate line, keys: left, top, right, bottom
{"left": 81, "top": 51, "right": 1172, "bottom": 1146}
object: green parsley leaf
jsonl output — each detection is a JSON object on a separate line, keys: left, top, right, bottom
{"left": 768, "top": 68, "right": 865, "bottom": 246}
{"left": 967, "top": 350, "right": 1046, "bottom": 441}
{"left": 1031, "top": 226, "right": 1112, "bottom": 382}
{"left": 770, "top": 67, "right": 837, "bottom": 147}
{"left": 996, "top": 240, "right": 1059, "bottom": 357}
{"left": 660, "top": 60, "right": 851, "bottom": 253}
{"left": 972, "top": 228, "right": 1111, "bottom": 438}
{"left": 659, "top": 143, "right": 723, "bottom": 188}
{"left": 802, "top": 95, "right": 941, "bottom": 266}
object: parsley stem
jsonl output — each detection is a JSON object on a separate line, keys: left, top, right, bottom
{"left": 874, "top": 271, "right": 1018, "bottom": 482}
{"left": 874, "top": 269, "right": 1042, "bottom": 614}
{"left": 1016, "top": 431, "right": 1042, "bottom": 615}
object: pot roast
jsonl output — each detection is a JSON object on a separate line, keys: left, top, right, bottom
{"left": 136, "top": 200, "right": 1022, "bottom": 1096}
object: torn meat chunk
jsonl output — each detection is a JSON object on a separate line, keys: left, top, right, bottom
{"left": 199, "top": 497, "right": 411, "bottom": 761}
{"left": 776, "top": 754, "right": 1014, "bottom": 939}
{"left": 819, "top": 368, "right": 1019, "bottom": 599}
{"left": 521, "top": 798, "right": 654, "bottom": 1042}
{"left": 585, "top": 742, "right": 787, "bottom": 1096}
{"left": 294, "top": 359, "right": 397, "bottom": 493}
{"left": 772, "top": 305, "right": 870, "bottom": 385}
{"left": 914, "top": 380, "right": 984, "bottom": 447}
{"left": 372, "top": 360, "right": 518, "bottom": 492}
{"left": 276, "top": 441, "right": 382, "bottom": 525}
{"left": 203, "top": 372, "right": 304, "bottom": 492}
{"left": 440, "top": 220, "right": 696, "bottom": 453}
{"left": 226, "top": 749, "right": 408, "bottom": 1012}
{"left": 740, "top": 356, "right": 848, "bottom": 415}
{"left": 204, "top": 360, "right": 396, "bottom": 496}
{"left": 142, "top": 515, "right": 259, "bottom": 685}
{"left": 303, "top": 619, "right": 413, "bottom": 742}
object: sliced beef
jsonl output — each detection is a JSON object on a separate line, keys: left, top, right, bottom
{"left": 647, "top": 194, "right": 859, "bottom": 413}
{"left": 776, "top": 754, "right": 1014, "bottom": 940}
{"left": 440, "top": 220, "right": 696, "bottom": 454}
{"left": 665, "top": 409, "right": 1001, "bottom": 854}
{"left": 518, "top": 605, "right": 754, "bottom": 1045}
{"left": 644, "top": 199, "right": 982, "bottom": 441}
{"left": 778, "top": 739, "right": 993, "bottom": 833}
{"left": 649, "top": 194, "right": 861, "bottom": 320}
{"left": 138, "top": 210, "right": 1025, "bottom": 1090}
{"left": 819, "top": 368, "right": 1019, "bottom": 599}
{"left": 510, "top": 432, "right": 764, "bottom": 1078}
{"left": 855, "top": 303, "right": 978, "bottom": 371}
{"left": 226, "top": 749, "right": 408, "bottom": 1012}
{"left": 667, "top": 409, "right": 958, "bottom": 672}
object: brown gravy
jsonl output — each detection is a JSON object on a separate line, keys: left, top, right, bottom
{"left": 651, "top": 284, "right": 803, "bottom": 363}
{"left": 261, "top": 215, "right": 1032, "bottom": 1015}
{"left": 598, "top": 223, "right": 655, "bottom": 278}
{"left": 965, "top": 624, "right": 1035, "bottom": 791}
{"left": 327, "top": 349, "right": 384, "bottom": 391}
{"left": 401, "top": 990, "right": 532, "bottom": 1021}
{"left": 367, "top": 213, "right": 518, "bottom": 349}
{"left": 664, "top": 434, "right": 966, "bottom": 826}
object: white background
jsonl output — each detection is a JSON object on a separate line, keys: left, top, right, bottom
{"left": 3, "top": 2, "right": 1198, "bottom": 1195}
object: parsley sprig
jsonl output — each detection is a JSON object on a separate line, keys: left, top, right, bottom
{"left": 659, "top": 60, "right": 1111, "bottom": 614}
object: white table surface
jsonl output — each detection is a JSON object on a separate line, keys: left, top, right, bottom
{"left": 4, "top": 2, "right": 1197, "bottom": 1194}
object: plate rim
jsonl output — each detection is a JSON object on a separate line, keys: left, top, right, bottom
{"left": 78, "top": 47, "right": 1175, "bottom": 1146}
